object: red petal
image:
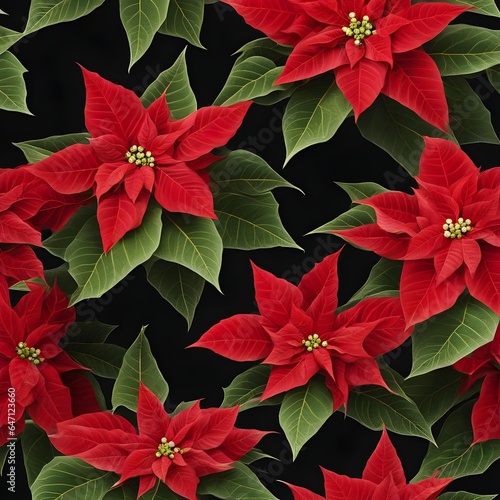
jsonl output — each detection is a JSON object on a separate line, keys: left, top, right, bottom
{"left": 283, "top": 482, "right": 326, "bottom": 500}
{"left": 298, "top": 251, "right": 340, "bottom": 332}
{"left": 390, "top": 3, "right": 469, "bottom": 53}
{"left": 164, "top": 463, "right": 200, "bottom": 500}
{"left": 0, "top": 212, "right": 42, "bottom": 245}
{"left": 190, "top": 314, "right": 272, "bottom": 361}
{"left": 471, "top": 373, "right": 500, "bottom": 444}
{"left": 174, "top": 102, "right": 252, "bottom": 162}
{"left": 334, "top": 224, "right": 410, "bottom": 260}
{"left": 275, "top": 31, "right": 348, "bottom": 85}
{"left": 382, "top": 50, "right": 449, "bottom": 132}
{"left": 153, "top": 164, "right": 215, "bottom": 218}
{"left": 137, "top": 382, "right": 171, "bottom": 442}
{"left": 418, "top": 137, "right": 478, "bottom": 187}
{"left": 433, "top": 239, "right": 465, "bottom": 285}
{"left": 466, "top": 244, "right": 500, "bottom": 316}
{"left": 217, "top": 427, "right": 269, "bottom": 462}
{"left": 401, "top": 474, "right": 453, "bottom": 498}
{"left": 28, "top": 143, "right": 99, "bottom": 194}
{"left": 0, "top": 245, "right": 43, "bottom": 285}
{"left": 195, "top": 406, "right": 239, "bottom": 451}
{"left": 358, "top": 191, "right": 419, "bottom": 235}
{"left": 461, "top": 238, "right": 482, "bottom": 278}
{"left": 252, "top": 261, "right": 303, "bottom": 326}
{"left": 61, "top": 371, "right": 102, "bottom": 415}
{"left": 95, "top": 161, "right": 135, "bottom": 198}
{"left": 400, "top": 259, "right": 465, "bottom": 326}
{"left": 80, "top": 65, "right": 146, "bottom": 140}
{"left": 117, "top": 448, "right": 158, "bottom": 484}
{"left": 335, "top": 58, "right": 388, "bottom": 120}
{"left": 262, "top": 359, "right": 320, "bottom": 399}
{"left": 147, "top": 93, "right": 170, "bottom": 135}
{"left": 97, "top": 189, "right": 148, "bottom": 253}
{"left": 364, "top": 34, "right": 394, "bottom": 66}
{"left": 222, "top": 0, "right": 319, "bottom": 46}
{"left": 322, "top": 467, "right": 378, "bottom": 498}
{"left": 404, "top": 224, "right": 448, "bottom": 260}
{"left": 362, "top": 428, "right": 406, "bottom": 487}
{"left": 344, "top": 358, "right": 390, "bottom": 392}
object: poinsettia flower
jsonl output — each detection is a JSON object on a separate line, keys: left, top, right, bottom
{"left": 27, "top": 66, "right": 252, "bottom": 252}
{"left": 50, "top": 382, "right": 269, "bottom": 500}
{"left": 333, "top": 137, "right": 500, "bottom": 326}
{"left": 0, "top": 276, "right": 100, "bottom": 445}
{"left": 283, "top": 427, "right": 453, "bottom": 499}
{"left": 453, "top": 325, "right": 500, "bottom": 444}
{"left": 0, "top": 166, "right": 88, "bottom": 285}
{"left": 223, "top": 0, "right": 468, "bottom": 130}
{"left": 190, "top": 249, "right": 413, "bottom": 410}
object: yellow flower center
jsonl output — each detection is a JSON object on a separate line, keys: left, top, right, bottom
{"left": 125, "top": 145, "right": 155, "bottom": 167}
{"left": 342, "top": 12, "right": 376, "bottom": 46}
{"left": 16, "top": 342, "right": 44, "bottom": 365}
{"left": 155, "top": 438, "right": 184, "bottom": 460}
{"left": 302, "top": 334, "right": 328, "bottom": 352}
{"left": 443, "top": 217, "right": 472, "bottom": 239}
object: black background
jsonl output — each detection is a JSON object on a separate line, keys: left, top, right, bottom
{"left": 0, "top": 1, "right": 499, "bottom": 498}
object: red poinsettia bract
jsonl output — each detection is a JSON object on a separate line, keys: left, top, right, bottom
{"left": 50, "top": 382, "right": 269, "bottom": 500}
{"left": 0, "top": 166, "right": 87, "bottom": 285}
{"left": 333, "top": 137, "right": 500, "bottom": 326}
{"left": 453, "top": 325, "right": 500, "bottom": 444}
{"left": 0, "top": 277, "right": 100, "bottom": 445}
{"left": 190, "top": 249, "right": 413, "bottom": 410}
{"left": 223, "top": 0, "right": 468, "bottom": 130}
{"left": 28, "top": 66, "right": 252, "bottom": 252}
{"left": 283, "top": 428, "right": 453, "bottom": 499}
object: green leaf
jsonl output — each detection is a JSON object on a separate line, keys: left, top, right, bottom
{"left": 198, "top": 461, "right": 279, "bottom": 499}
{"left": 43, "top": 203, "right": 97, "bottom": 260}
{"left": 336, "top": 181, "right": 389, "bottom": 202}
{"left": 160, "top": 0, "right": 205, "bottom": 48}
{"left": 139, "top": 481, "right": 184, "bottom": 499}
{"left": 445, "top": 76, "right": 500, "bottom": 145}
{"left": 21, "top": 421, "right": 58, "bottom": 487}
{"left": 283, "top": 75, "right": 352, "bottom": 165}
{"left": 408, "top": 293, "right": 500, "bottom": 378}
{"left": 140, "top": 47, "right": 197, "bottom": 119}
{"left": 31, "top": 456, "right": 117, "bottom": 500}
{"left": 486, "top": 64, "right": 500, "bottom": 92}
{"left": 401, "top": 367, "right": 465, "bottom": 425}
{"left": 0, "top": 26, "right": 23, "bottom": 57}
{"left": 438, "top": 493, "right": 498, "bottom": 500}
{"left": 309, "top": 204, "right": 376, "bottom": 235}
{"left": 347, "top": 383, "right": 436, "bottom": 444}
{"left": 213, "top": 55, "right": 288, "bottom": 106}
{"left": 356, "top": 94, "right": 456, "bottom": 176}
{"left": 208, "top": 149, "right": 299, "bottom": 196}
{"left": 102, "top": 482, "right": 139, "bottom": 499}
{"left": 240, "top": 448, "right": 277, "bottom": 465}
{"left": 66, "top": 343, "right": 126, "bottom": 379}
{"left": 422, "top": 0, "right": 500, "bottom": 17}
{"left": 279, "top": 376, "right": 334, "bottom": 460}
{"left": 221, "top": 364, "right": 283, "bottom": 411}
{"left": 24, "top": 0, "right": 105, "bottom": 35}
{"left": 235, "top": 37, "right": 292, "bottom": 64}
{"left": 0, "top": 443, "right": 8, "bottom": 476}
{"left": 66, "top": 201, "right": 163, "bottom": 305}
{"left": 425, "top": 25, "right": 500, "bottom": 76}
{"left": 154, "top": 214, "right": 222, "bottom": 291}
{"left": 413, "top": 400, "right": 500, "bottom": 481}
{"left": 13, "top": 132, "right": 91, "bottom": 163}
{"left": 112, "top": 326, "right": 169, "bottom": 412}
{"left": 42, "top": 264, "right": 78, "bottom": 296}
{"left": 64, "top": 321, "right": 117, "bottom": 344}
{"left": 144, "top": 258, "right": 205, "bottom": 329}
{"left": 339, "top": 258, "right": 403, "bottom": 312}
{"left": 119, "top": 0, "right": 170, "bottom": 70}
{"left": 214, "top": 192, "right": 301, "bottom": 250}
{"left": 0, "top": 51, "right": 31, "bottom": 114}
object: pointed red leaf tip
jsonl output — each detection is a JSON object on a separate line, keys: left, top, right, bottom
{"left": 0, "top": 280, "right": 100, "bottom": 444}
{"left": 282, "top": 428, "right": 453, "bottom": 499}
{"left": 49, "top": 381, "right": 268, "bottom": 498}
{"left": 333, "top": 136, "right": 500, "bottom": 327}
{"left": 224, "top": 0, "right": 468, "bottom": 127}
{"left": 191, "top": 250, "right": 411, "bottom": 409}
